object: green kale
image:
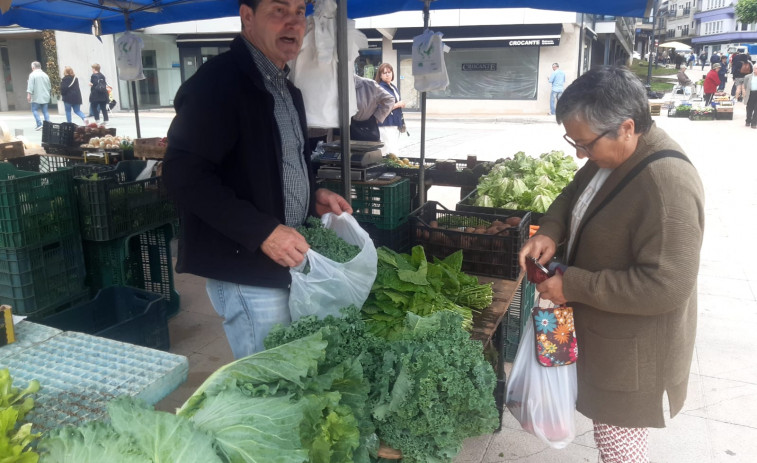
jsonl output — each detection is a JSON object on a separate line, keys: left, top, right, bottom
{"left": 297, "top": 217, "right": 360, "bottom": 263}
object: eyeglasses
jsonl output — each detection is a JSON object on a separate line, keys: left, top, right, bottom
{"left": 563, "top": 130, "right": 611, "bottom": 156}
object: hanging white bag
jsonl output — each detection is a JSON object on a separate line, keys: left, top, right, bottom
{"left": 412, "top": 30, "right": 450, "bottom": 92}
{"left": 288, "top": 0, "right": 364, "bottom": 128}
{"left": 505, "top": 314, "right": 577, "bottom": 449}
{"left": 289, "top": 213, "right": 378, "bottom": 321}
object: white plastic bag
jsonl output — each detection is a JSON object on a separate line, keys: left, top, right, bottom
{"left": 289, "top": 213, "right": 377, "bottom": 321}
{"left": 412, "top": 30, "right": 450, "bottom": 92}
{"left": 505, "top": 314, "right": 577, "bottom": 449}
{"left": 288, "top": 0, "right": 365, "bottom": 128}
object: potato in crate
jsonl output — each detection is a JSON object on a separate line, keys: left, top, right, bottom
{"left": 411, "top": 201, "right": 530, "bottom": 280}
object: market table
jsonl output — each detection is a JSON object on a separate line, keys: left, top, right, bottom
{"left": 0, "top": 320, "right": 188, "bottom": 433}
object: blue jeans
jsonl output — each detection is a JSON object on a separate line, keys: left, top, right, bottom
{"left": 31, "top": 102, "right": 49, "bottom": 127}
{"left": 64, "top": 102, "right": 87, "bottom": 123}
{"left": 206, "top": 279, "right": 291, "bottom": 359}
{"left": 550, "top": 90, "right": 563, "bottom": 115}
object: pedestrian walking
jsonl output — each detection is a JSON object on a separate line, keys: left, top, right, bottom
{"left": 88, "top": 63, "right": 110, "bottom": 125}
{"left": 26, "top": 61, "right": 51, "bottom": 131}
{"left": 548, "top": 62, "right": 566, "bottom": 116}
{"left": 60, "top": 66, "right": 87, "bottom": 125}
{"left": 745, "top": 64, "right": 757, "bottom": 129}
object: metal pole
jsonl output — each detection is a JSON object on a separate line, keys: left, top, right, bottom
{"left": 418, "top": 0, "right": 431, "bottom": 205}
{"left": 131, "top": 81, "right": 141, "bottom": 138}
{"left": 577, "top": 13, "right": 584, "bottom": 77}
{"left": 646, "top": 0, "right": 658, "bottom": 91}
{"left": 336, "top": 0, "right": 351, "bottom": 203}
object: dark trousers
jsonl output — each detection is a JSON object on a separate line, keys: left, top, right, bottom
{"left": 703, "top": 93, "right": 714, "bottom": 106}
{"left": 747, "top": 95, "right": 757, "bottom": 126}
{"left": 90, "top": 102, "right": 109, "bottom": 121}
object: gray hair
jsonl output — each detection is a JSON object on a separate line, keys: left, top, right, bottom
{"left": 552, "top": 63, "right": 559, "bottom": 67}
{"left": 31, "top": 61, "right": 41, "bottom": 70}
{"left": 555, "top": 66, "right": 652, "bottom": 137}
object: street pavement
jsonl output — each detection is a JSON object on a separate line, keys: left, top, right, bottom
{"left": 2, "top": 85, "right": 755, "bottom": 462}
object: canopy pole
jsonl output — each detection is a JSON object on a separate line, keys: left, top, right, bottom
{"left": 123, "top": 12, "right": 142, "bottom": 139}
{"left": 337, "top": 0, "right": 351, "bottom": 204}
{"left": 646, "top": 0, "right": 659, "bottom": 92}
{"left": 418, "top": 0, "right": 433, "bottom": 206}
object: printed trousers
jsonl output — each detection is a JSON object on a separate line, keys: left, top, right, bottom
{"left": 593, "top": 421, "right": 649, "bottom": 463}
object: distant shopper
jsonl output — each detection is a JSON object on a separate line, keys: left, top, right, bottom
{"left": 26, "top": 61, "right": 51, "bottom": 131}
{"left": 548, "top": 62, "right": 566, "bottom": 116}
{"left": 699, "top": 51, "right": 707, "bottom": 70}
{"left": 89, "top": 63, "right": 110, "bottom": 125}
{"left": 350, "top": 74, "right": 394, "bottom": 142}
{"left": 375, "top": 62, "right": 407, "bottom": 156}
{"left": 709, "top": 51, "right": 720, "bottom": 65}
{"left": 677, "top": 65, "right": 693, "bottom": 96}
{"left": 704, "top": 63, "right": 721, "bottom": 106}
{"left": 731, "top": 51, "right": 752, "bottom": 101}
{"left": 745, "top": 64, "right": 757, "bottom": 129}
{"left": 717, "top": 55, "right": 729, "bottom": 91}
{"left": 60, "top": 66, "right": 87, "bottom": 125}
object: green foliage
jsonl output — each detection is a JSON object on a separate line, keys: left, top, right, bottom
{"left": 0, "top": 369, "right": 40, "bottom": 463}
{"left": 297, "top": 217, "right": 360, "bottom": 264}
{"left": 474, "top": 151, "right": 577, "bottom": 213}
{"left": 265, "top": 308, "right": 499, "bottom": 463}
{"left": 42, "top": 30, "right": 61, "bottom": 98}
{"left": 735, "top": 0, "right": 757, "bottom": 25}
{"left": 361, "top": 246, "right": 492, "bottom": 338}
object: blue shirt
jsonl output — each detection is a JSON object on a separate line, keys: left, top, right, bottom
{"left": 549, "top": 69, "right": 566, "bottom": 92}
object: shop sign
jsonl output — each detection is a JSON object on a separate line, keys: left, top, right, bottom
{"left": 506, "top": 38, "right": 560, "bottom": 47}
{"left": 462, "top": 63, "right": 497, "bottom": 71}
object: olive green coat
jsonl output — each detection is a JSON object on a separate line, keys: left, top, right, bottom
{"left": 537, "top": 124, "right": 705, "bottom": 428}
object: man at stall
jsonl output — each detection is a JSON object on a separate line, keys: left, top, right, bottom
{"left": 163, "top": 0, "right": 352, "bottom": 359}
{"left": 350, "top": 73, "right": 395, "bottom": 142}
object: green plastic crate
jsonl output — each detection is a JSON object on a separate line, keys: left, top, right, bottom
{"left": 502, "top": 278, "right": 536, "bottom": 362}
{"left": 0, "top": 234, "right": 88, "bottom": 315}
{"left": 82, "top": 224, "right": 180, "bottom": 317}
{"left": 75, "top": 160, "right": 177, "bottom": 241}
{"left": 322, "top": 177, "right": 410, "bottom": 229}
{"left": 0, "top": 162, "right": 80, "bottom": 249}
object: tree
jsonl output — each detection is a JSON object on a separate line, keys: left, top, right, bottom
{"left": 735, "top": 0, "right": 757, "bottom": 25}
{"left": 42, "top": 30, "right": 61, "bottom": 98}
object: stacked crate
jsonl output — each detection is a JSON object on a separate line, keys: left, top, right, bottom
{"left": 0, "top": 161, "right": 88, "bottom": 316}
{"left": 322, "top": 177, "right": 412, "bottom": 253}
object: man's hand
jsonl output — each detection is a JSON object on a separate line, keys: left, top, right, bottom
{"left": 26, "top": 93, "right": 31, "bottom": 103}
{"left": 260, "top": 224, "right": 310, "bottom": 268}
{"left": 518, "top": 234, "right": 557, "bottom": 272}
{"left": 315, "top": 188, "right": 353, "bottom": 217}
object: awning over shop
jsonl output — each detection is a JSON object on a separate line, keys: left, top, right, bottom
{"left": 390, "top": 24, "right": 562, "bottom": 50}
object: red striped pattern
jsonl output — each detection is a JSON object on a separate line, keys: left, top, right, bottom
{"left": 593, "top": 422, "right": 649, "bottom": 463}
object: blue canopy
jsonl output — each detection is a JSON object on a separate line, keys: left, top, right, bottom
{"left": 0, "top": 0, "right": 651, "bottom": 35}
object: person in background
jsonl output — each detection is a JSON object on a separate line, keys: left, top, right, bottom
{"left": 26, "top": 61, "right": 51, "bottom": 131}
{"left": 717, "top": 55, "right": 729, "bottom": 91}
{"left": 704, "top": 62, "right": 721, "bottom": 105}
{"left": 709, "top": 51, "right": 721, "bottom": 65}
{"left": 162, "top": 0, "right": 352, "bottom": 359}
{"left": 548, "top": 62, "right": 566, "bottom": 116}
{"left": 375, "top": 62, "right": 407, "bottom": 156}
{"left": 687, "top": 52, "right": 696, "bottom": 68}
{"left": 520, "top": 66, "right": 704, "bottom": 463}
{"left": 744, "top": 64, "right": 757, "bottom": 129}
{"left": 676, "top": 64, "right": 693, "bottom": 97}
{"left": 350, "top": 73, "right": 394, "bottom": 142}
{"left": 699, "top": 51, "right": 707, "bottom": 70}
{"left": 60, "top": 66, "right": 87, "bottom": 125}
{"left": 731, "top": 51, "right": 752, "bottom": 101}
{"left": 89, "top": 63, "right": 110, "bottom": 126}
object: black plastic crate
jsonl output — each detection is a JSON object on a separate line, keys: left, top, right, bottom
{"left": 322, "top": 177, "right": 411, "bottom": 229}
{"left": 456, "top": 187, "right": 545, "bottom": 224}
{"left": 30, "top": 286, "right": 169, "bottom": 351}
{"left": 501, "top": 278, "right": 536, "bottom": 362}
{"left": 360, "top": 221, "right": 411, "bottom": 253}
{"left": 411, "top": 201, "right": 530, "bottom": 280}
{"left": 42, "top": 121, "right": 77, "bottom": 147}
{"left": 8, "top": 154, "right": 114, "bottom": 177}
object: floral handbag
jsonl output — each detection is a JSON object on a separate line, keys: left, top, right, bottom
{"left": 532, "top": 305, "right": 578, "bottom": 367}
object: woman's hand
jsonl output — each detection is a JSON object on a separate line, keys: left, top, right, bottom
{"left": 394, "top": 100, "right": 406, "bottom": 109}
{"left": 314, "top": 188, "right": 353, "bottom": 217}
{"left": 518, "top": 234, "right": 557, "bottom": 271}
{"left": 536, "top": 273, "right": 567, "bottom": 305}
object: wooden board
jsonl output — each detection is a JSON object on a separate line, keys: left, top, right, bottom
{"left": 470, "top": 274, "right": 522, "bottom": 347}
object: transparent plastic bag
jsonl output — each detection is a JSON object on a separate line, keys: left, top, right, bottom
{"left": 505, "top": 313, "right": 577, "bottom": 449}
{"left": 289, "top": 213, "right": 377, "bottom": 321}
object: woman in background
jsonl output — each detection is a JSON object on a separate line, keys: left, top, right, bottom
{"left": 60, "top": 66, "right": 87, "bottom": 124}
{"left": 375, "top": 63, "right": 406, "bottom": 157}
{"left": 703, "top": 62, "right": 721, "bottom": 105}
{"left": 89, "top": 63, "right": 110, "bottom": 126}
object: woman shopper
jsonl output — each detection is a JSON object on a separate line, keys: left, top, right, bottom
{"left": 375, "top": 63, "right": 406, "bottom": 157}
{"left": 745, "top": 64, "right": 757, "bottom": 129}
{"left": 60, "top": 66, "right": 87, "bottom": 124}
{"left": 703, "top": 62, "right": 721, "bottom": 105}
{"left": 89, "top": 63, "right": 110, "bottom": 125}
{"left": 519, "top": 66, "right": 704, "bottom": 463}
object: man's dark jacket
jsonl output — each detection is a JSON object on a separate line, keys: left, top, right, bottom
{"left": 163, "top": 36, "right": 317, "bottom": 288}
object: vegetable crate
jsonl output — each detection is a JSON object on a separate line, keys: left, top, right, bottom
{"left": 82, "top": 223, "right": 180, "bottom": 318}
{"left": 75, "top": 160, "right": 177, "bottom": 241}
{"left": 30, "top": 286, "right": 170, "bottom": 351}
{"left": 428, "top": 158, "right": 492, "bottom": 187}
{"left": 41, "top": 121, "right": 77, "bottom": 147}
{"left": 134, "top": 137, "right": 167, "bottom": 159}
{"left": 360, "top": 221, "right": 411, "bottom": 253}
{"left": 322, "top": 177, "right": 411, "bottom": 229}
{"left": 501, "top": 278, "right": 536, "bottom": 362}
{"left": 715, "top": 110, "right": 733, "bottom": 120}
{"left": 8, "top": 154, "right": 116, "bottom": 177}
{"left": 456, "top": 187, "right": 544, "bottom": 223}
{"left": 0, "top": 162, "right": 80, "bottom": 249}
{"left": 0, "top": 234, "right": 88, "bottom": 316}
{"left": 410, "top": 201, "right": 530, "bottom": 280}
{"left": 0, "top": 141, "right": 25, "bottom": 161}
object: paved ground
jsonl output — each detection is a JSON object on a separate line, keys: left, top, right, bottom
{"left": 2, "top": 79, "right": 755, "bottom": 462}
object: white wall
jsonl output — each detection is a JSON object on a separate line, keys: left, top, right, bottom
{"left": 6, "top": 38, "right": 38, "bottom": 111}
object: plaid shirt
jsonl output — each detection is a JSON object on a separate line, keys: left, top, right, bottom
{"left": 244, "top": 39, "right": 309, "bottom": 227}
